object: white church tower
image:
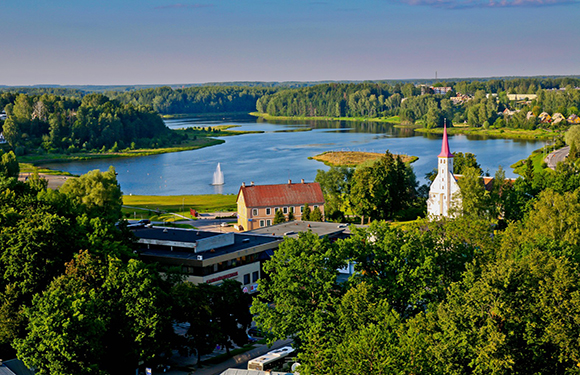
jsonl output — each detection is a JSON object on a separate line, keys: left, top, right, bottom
{"left": 427, "top": 123, "right": 461, "bottom": 217}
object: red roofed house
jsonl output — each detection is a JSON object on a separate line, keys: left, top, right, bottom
{"left": 236, "top": 180, "right": 325, "bottom": 231}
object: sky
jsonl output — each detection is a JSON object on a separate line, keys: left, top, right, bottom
{"left": 0, "top": 0, "right": 578, "bottom": 86}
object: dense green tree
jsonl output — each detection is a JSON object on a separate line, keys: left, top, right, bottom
{"left": 273, "top": 209, "right": 286, "bottom": 224}
{"left": 315, "top": 166, "right": 353, "bottom": 221}
{"left": 310, "top": 206, "right": 323, "bottom": 221}
{"left": 350, "top": 151, "right": 417, "bottom": 222}
{"left": 455, "top": 166, "right": 491, "bottom": 218}
{"left": 301, "top": 203, "right": 311, "bottom": 221}
{"left": 14, "top": 251, "right": 173, "bottom": 375}
{"left": 453, "top": 152, "right": 483, "bottom": 175}
{"left": 60, "top": 166, "right": 122, "bottom": 223}
{"left": 251, "top": 232, "right": 345, "bottom": 344}
{"left": 0, "top": 151, "right": 19, "bottom": 177}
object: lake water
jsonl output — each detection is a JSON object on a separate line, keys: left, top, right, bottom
{"left": 43, "top": 115, "right": 546, "bottom": 196}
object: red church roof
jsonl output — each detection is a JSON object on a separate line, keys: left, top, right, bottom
{"left": 438, "top": 123, "right": 453, "bottom": 158}
{"left": 238, "top": 181, "right": 325, "bottom": 207}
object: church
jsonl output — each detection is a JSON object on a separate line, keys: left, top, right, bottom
{"left": 427, "top": 124, "right": 461, "bottom": 217}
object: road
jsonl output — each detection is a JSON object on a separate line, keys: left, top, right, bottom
{"left": 544, "top": 145, "right": 570, "bottom": 170}
{"left": 166, "top": 338, "right": 294, "bottom": 375}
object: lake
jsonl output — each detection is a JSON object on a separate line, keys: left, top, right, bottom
{"left": 43, "top": 115, "right": 546, "bottom": 196}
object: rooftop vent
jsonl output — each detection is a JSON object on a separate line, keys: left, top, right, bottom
{"left": 242, "top": 238, "right": 250, "bottom": 243}
{"left": 288, "top": 179, "right": 292, "bottom": 184}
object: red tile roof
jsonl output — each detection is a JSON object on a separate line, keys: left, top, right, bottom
{"left": 238, "top": 182, "right": 325, "bottom": 207}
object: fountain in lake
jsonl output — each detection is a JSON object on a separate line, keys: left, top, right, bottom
{"left": 212, "top": 163, "right": 225, "bottom": 185}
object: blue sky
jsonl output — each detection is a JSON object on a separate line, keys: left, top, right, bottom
{"left": 0, "top": 0, "right": 578, "bottom": 85}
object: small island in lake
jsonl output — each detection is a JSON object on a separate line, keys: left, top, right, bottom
{"left": 311, "top": 151, "right": 418, "bottom": 167}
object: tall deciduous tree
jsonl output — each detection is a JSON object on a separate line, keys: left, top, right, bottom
{"left": 350, "top": 151, "right": 417, "bottom": 222}
{"left": 251, "top": 232, "right": 345, "bottom": 344}
{"left": 14, "top": 251, "right": 173, "bottom": 375}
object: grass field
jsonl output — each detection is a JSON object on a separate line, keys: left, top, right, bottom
{"left": 250, "top": 112, "right": 401, "bottom": 124}
{"left": 511, "top": 146, "right": 553, "bottom": 175}
{"left": 122, "top": 194, "right": 237, "bottom": 220}
{"left": 415, "top": 126, "right": 560, "bottom": 141}
{"left": 18, "top": 137, "right": 225, "bottom": 165}
{"left": 311, "top": 151, "right": 418, "bottom": 167}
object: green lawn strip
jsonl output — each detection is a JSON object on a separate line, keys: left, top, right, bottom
{"left": 414, "top": 126, "right": 559, "bottom": 141}
{"left": 511, "top": 145, "right": 555, "bottom": 175}
{"left": 18, "top": 138, "right": 225, "bottom": 165}
{"left": 123, "top": 194, "right": 237, "bottom": 214}
{"left": 162, "top": 111, "right": 250, "bottom": 119}
{"left": 250, "top": 112, "right": 401, "bottom": 124}
{"left": 200, "top": 344, "right": 258, "bottom": 366}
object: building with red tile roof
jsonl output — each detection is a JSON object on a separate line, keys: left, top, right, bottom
{"left": 236, "top": 180, "right": 325, "bottom": 231}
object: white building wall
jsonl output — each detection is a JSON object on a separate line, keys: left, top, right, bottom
{"left": 427, "top": 156, "right": 461, "bottom": 217}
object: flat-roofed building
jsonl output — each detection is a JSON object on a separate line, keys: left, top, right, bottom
{"left": 132, "top": 226, "right": 281, "bottom": 292}
{"left": 236, "top": 180, "right": 325, "bottom": 231}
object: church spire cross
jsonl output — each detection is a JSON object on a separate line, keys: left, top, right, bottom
{"left": 438, "top": 120, "right": 453, "bottom": 158}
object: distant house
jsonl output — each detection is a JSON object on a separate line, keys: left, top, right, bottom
{"left": 552, "top": 112, "right": 566, "bottom": 124}
{"left": 431, "top": 86, "right": 452, "bottom": 95}
{"left": 0, "top": 111, "right": 6, "bottom": 121}
{"left": 539, "top": 112, "right": 552, "bottom": 123}
{"left": 236, "top": 180, "right": 325, "bottom": 231}
{"left": 568, "top": 114, "right": 580, "bottom": 124}
{"left": 526, "top": 111, "right": 536, "bottom": 120}
{"left": 507, "top": 94, "right": 538, "bottom": 101}
{"left": 0, "top": 133, "right": 6, "bottom": 144}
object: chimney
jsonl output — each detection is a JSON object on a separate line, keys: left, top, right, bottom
{"left": 288, "top": 179, "right": 292, "bottom": 184}
{"left": 251, "top": 181, "right": 254, "bottom": 186}
{"left": 242, "top": 182, "right": 246, "bottom": 187}
{"left": 301, "top": 179, "right": 305, "bottom": 184}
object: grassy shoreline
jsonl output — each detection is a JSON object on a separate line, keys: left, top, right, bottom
{"left": 250, "top": 112, "right": 401, "bottom": 124}
{"left": 122, "top": 194, "right": 237, "bottom": 220}
{"left": 414, "top": 126, "right": 559, "bottom": 140}
{"left": 251, "top": 112, "right": 561, "bottom": 141}
{"left": 18, "top": 137, "right": 225, "bottom": 167}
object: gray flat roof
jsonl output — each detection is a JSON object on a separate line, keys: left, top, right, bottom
{"left": 132, "top": 226, "right": 281, "bottom": 264}
{"left": 248, "top": 220, "right": 358, "bottom": 239}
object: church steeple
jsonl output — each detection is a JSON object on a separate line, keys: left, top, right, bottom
{"left": 438, "top": 120, "right": 453, "bottom": 158}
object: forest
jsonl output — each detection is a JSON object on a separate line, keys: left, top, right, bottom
{"left": 252, "top": 147, "right": 580, "bottom": 374}
{"left": 256, "top": 77, "right": 580, "bottom": 130}
{"left": 0, "top": 92, "right": 173, "bottom": 155}
{"left": 0, "top": 160, "right": 254, "bottom": 374}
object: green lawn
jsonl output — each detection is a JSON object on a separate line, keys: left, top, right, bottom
{"left": 123, "top": 194, "right": 237, "bottom": 219}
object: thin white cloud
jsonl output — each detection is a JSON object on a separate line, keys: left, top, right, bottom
{"left": 402, "top": 0, "right": 578, "bottom": 8}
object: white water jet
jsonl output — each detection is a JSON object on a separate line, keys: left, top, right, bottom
{"left": 212, "top": 163, "right": 224, "bottom": 185}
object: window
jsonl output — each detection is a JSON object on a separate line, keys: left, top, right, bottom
{"left": 252, "top": 271, "right": 259, "bottom": 282}
{"left": 244, "top": 273, "right": 250, "bottom": 285}
{"left": 283, "top": 207, "right": 288, "bottom": 214}
{"left": 266, "top": 219, "right": 271, "bottom": 226}
{"left": 266, "top": 208, "right": 271, "bottom": 215}
{"left": 259, "top": 220, "right": 265, "bottom": 227}
{"left": 314, "top": 205, "right": 319, "bottom": 209}
{"left": 300, "top": 206, "right": 304, "bottom": 213}
{"left": 274, "top": 207, "right": 279, "bottom": 212}
{"left": 252, "top": 208, "right": 258, "bottom": 216}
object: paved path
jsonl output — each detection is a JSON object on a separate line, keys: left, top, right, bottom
{"left": 166, "top": 338, "right": 294, "bottom": 375}
{"left": 544, "top": 145, "right": 570, "bottom": 170}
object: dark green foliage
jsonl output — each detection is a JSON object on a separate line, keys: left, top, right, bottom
{"left": 172, "top": 280, "right": 252, "bottom": 365}
{"left": 350, "top": 151, "right": 417, "bottom": 222}
{"left": 273, "top": 209, "right": 286, "bottom": 224}
{"left": 0, "top": 92, "right": 169, "bottom": 153}
{"left": 310, "top": 206, "right": 323, "bottom": 222}
{"left": 453, "top": 152, "right": 483, "bottom": 175}
{"left": 108, "top": 86, "right": 277, "bottom": 115}
{"left": 301, "top": 203, "right": 311, "bottom": 221}
{"left": 14, "top": 251, "right": 173, "bottom": 375}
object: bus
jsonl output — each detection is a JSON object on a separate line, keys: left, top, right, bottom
{"left": 247, "top": 346, "right": 295, "bottom": 371}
